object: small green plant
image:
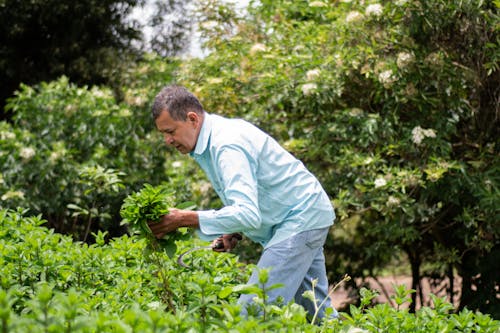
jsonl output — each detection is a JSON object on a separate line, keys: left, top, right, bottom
{"left": 303, "top": 274, "right": 351, "bottom": 326}
{"left": 120, "top": 183, "right": 193, "bottom": 258}
{"left": 120, "top": 183, "right": 195, "bottom": 312}
{"left": 68, "top": 164, "right": 125, "bottom": 242}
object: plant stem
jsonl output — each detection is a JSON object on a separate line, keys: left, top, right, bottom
{"left": 311, "top": 274, "right": 351, "bottom": 325}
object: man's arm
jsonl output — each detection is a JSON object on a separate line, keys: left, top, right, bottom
{"left": 148, "top": 208, "right": 199, "bottom": 239}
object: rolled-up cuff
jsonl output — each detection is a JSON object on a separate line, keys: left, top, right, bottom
{"left": 197, "top": 210, "right": 222, "bottom": 240}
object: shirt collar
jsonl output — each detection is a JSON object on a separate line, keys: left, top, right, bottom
{"left": 190, "top": 112, "right": 212, "bottom": 157}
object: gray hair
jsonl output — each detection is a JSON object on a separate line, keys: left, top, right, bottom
{"left": 151, "top": 85, "right": 204, "bottom": 121}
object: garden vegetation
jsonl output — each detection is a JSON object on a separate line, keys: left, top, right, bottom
{"left": 0, "top": 0, "right": 498, "bottom": 330}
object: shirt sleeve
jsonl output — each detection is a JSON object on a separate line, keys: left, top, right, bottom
{"left": 197, "top": 145, "right": 262, "bottom": 237}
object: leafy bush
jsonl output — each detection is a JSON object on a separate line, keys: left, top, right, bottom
{"left": 1, "top": 208, "right": 499, "bottom": 332}
{"left": 0, "top": 76, "right": 172, "bottom": 240}
{"left": 178, "top": 0, "right": 499, "bottom": 316}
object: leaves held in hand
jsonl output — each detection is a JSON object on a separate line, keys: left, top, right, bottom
{"left": 120, "top": 184, "right": 193, "bottom": 257}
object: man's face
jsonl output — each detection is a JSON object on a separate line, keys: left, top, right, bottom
{"left": 155, "top": 110, "right": 202, "bottom": 154}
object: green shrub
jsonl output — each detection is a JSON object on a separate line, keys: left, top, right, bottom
{"left": 178, "top": 0, "right": 499, "bottom": 316}
{"left": 1, "top": 208, "right": 499, "bottom": 332}
{"left": 0, "top": 77, "right": 169, "bottom": 240}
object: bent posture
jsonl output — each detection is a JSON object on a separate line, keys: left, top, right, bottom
{"left": 149, "top": 85, "right": 337, "bottom": 319}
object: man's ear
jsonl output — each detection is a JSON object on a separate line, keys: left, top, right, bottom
{"left": 187, "top": 111, "right": 200, "bottom": 126}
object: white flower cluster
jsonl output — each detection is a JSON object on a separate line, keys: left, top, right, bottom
{"left": 301, "top": 68, "right": 321, "bottom": 96}
{"left": 172, "top": 161, "right": 183, "bottom": 168}
{"left": 365, "top": 4, "right": 383, "bottom": 17}
{"left": 1, "top": 190, "right": 25, "bottom": 201}
{"left": 397, "top": 52, "right": 415, "bottom": 69}
{"left": 378, "top": 69, "right": 396, "bottom": 88}
{"left": 0, "top": 131, "right": 15, "bottom": 140}
{"left": 387, "top": 196, "right": 401, "bottom": 207}
{"left": 91, "top": 88, "right": 111, "bottom": 99}
{"left": 309, "top": 1, "right": 327, "bottom": 7}
{"left": 301, "top": 83, "right": 318, "bottom": 96}
{"left": 20, "top": 147, "right": 36, "bottom": 161}
{"left": 250, "top": 43, "right": 267, "bottom": 55}
{"left": 411, "top": 126, "right": 436, "bottom": 145}
{"left": 374, "top": 177, "right": 387, "bottom": 188}
{"left": 306, "top": 69, "right": 321, "bottom": 81}
{"left": 346, "top": 11, "right": 364, "bottom": 23}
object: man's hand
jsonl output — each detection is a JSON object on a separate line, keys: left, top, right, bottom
{"left": 147, "top": 208, "right": 200, "bottom": 239}
{"left": 212, "top": 233, "right": 242, "bottom": 252}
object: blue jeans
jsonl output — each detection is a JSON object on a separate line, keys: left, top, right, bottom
{"left": 238, "top": 227, "right": 338, "bottom": 320}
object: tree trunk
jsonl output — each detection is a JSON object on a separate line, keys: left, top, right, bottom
{"left": 407, "top": 248, "right": 421, "bottom": 313}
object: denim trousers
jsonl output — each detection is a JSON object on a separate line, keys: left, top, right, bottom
{"left": 238, "top": 226, "right": 338, "bottom": 319}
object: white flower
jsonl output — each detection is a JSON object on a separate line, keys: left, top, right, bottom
{"left": 374, "top": 177, "right": 387, "bottom": 188}
{"left": 172, "top": 161, "right": 182, "bottom": 168}
{"left": 0, "top": 131, "right": 15, "bottom": 140}
{"left": 306, "top": 69, "right": 321, "bottom": 81}
{"left": 128, "top": 95, "right": 145, "bottom": 107}
{"left": 20, "top": 147, "right": 36, "bottom": 161}
{"left": 378, "top": 69, "right": 396, "bottom": 88}
{"left": 309, "top": 1, "right": 327, "bottom": 7}
{"left": 49, "top": 151, "right": 61, "bottom": 162}
{"left": 250, "top": 43, "right": 267, "bottom": 55}
{"left": 423, "top": 128, "right": 436, "bottom": 138}
{"left": 412, "top": 126, "right": 436, "bottom": 145}
{"left": 147, "top": 301, "right": 162, "bottom": 310}
{"left": 387, "top": 196, "right": 401, "bottom": 207}
{"left": 365, "top": 4, "right": 383, "bottom": 16}
{"left": 363, "top": 157, "right": 374, "bottom": 165}
{"left": 1, "top": 190, "right": 25, "bottom": 201}
{"left": 301, "top": 83, "right": 318, "bottom": 96}
{"left": 412, "top": 126, "right": 425, "bottom": 145}
{"left": 92, "top": 88, "right": 111, "bottom": 99}
{"left": 349, "top": 108, "right": 364, "bottom": 117}
{"left": 119, "top": 108, "right": 132, "bottom": 117}
{"left": 396, "top": 52, "right": 415, "bottom": 69}
{"left": 346, "top": 11, "right": 364, "bottom": 23}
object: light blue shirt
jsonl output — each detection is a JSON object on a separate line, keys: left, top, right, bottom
{"left": 191, "top": 113, "right": 335, "bottom": 248}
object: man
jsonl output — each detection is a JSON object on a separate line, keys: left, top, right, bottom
{"left": 148, "top": 85, "right": 337, "bottom": 320}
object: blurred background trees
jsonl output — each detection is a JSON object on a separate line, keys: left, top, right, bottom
{"left": 0, "top": 0, "right": 498, "bottom": 319}
{"left": 0, "top": 0, "right": 194, "bottom": 118}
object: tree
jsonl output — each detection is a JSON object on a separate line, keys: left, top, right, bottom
{"left": 0, "top": 0, "right": 141, "bottom": 119}
{"left": 175, "top": 0, "right": 499, "bottom": 317}
{"left": 147, "top": 0, "right": 194, "bottom": 57}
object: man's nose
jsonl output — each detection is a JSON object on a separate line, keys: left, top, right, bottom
{"left": 164, "top": 134, "right": 174, "bottom": 145}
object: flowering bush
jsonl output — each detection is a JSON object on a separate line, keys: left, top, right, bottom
{"left": 178, "top": 0, "right": 499, "bottom": 316}
{"left": 0, "top": 76, "right": 171, "bottom": 240}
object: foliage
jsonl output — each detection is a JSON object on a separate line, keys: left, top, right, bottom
{"left": 120, "top": 183, "right": 193, "bottom": 258}
{"left": 0, "top": 0, "right": 145, "bottom": 117}
{"left": 176, "top": 0, "right": 500, "bottom": 317}
{"left": 1, "top": 208, "right": 499, "bottom": 332}
{"left": 0, "top": 76, "right": 173, "bottom": 240}
{"left": 147, "top": 0, "right": 195, "bottom": 57}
